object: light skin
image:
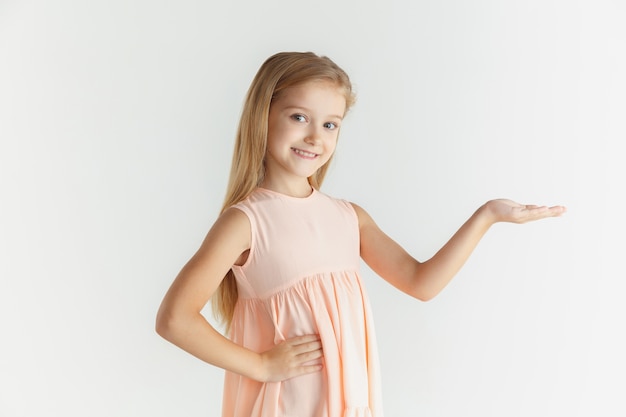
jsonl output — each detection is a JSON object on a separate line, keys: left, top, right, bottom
{"left": 155, "top": 80, "right": 567, "bottom": 383}
{"left": 263, "top": 80, "right": 346, "bottom": 197}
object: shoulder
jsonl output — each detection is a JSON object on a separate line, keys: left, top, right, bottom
{"left": 313, "top": 190, "right": 373, "bottom": 226}
{"left": 220, "top": 205, "right": 250, "bottom": 224}
{"left": 207, "top": 206, "right": 251, "bottom": 249}
{"left": 316, "top": 190, "right": 358, "bottom": 214}
{"left": 183, "top": 205, "right": 252, "bottom": 272}
{"left": 348, "top": 202, "right": 376, "bottom": 229}
{"left": 228, "top": 188, "right": 277, "bottom": 213}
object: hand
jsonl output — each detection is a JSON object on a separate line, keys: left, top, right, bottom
{"left": 258, "top": 334, "right": 323, "bottom": 382}
{"left": 483, "top": 199, "right": 567, "bottom": 224}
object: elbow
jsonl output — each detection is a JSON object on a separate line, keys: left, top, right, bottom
{"left": 156, "top": 305, "right": 203, "bottom": 343}
{"left": 155, "top": 307, "right": 176, "bottom": 341}
{"left": 406, "top": 265, "right": 443, "bottom": 302}
{"left": 406, "top": 280, "right": 441, "bottom": 302}
{"left": 155, "top": 312, "right": 168, "bottom": 339}
{"left": 412, "top": 290, "right": 437, "bottom": 302}
{"left": 400, "top": 284, "right": 436, "bottom": 301}
{"left": 399, "top": 262, "right": 438, "bottom": 302}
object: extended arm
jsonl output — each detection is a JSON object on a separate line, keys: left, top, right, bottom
{"left": 155, "top": 208, "right": 322, "bottom": 382}
{"left": 353, "top": 199, "right": 566, "bottom": 301}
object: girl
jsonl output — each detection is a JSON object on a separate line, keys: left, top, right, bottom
{"left": 156, "top": 51, "right": 565, "bottom": 417}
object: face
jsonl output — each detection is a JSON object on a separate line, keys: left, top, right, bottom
{"left": 264, "top": 80, "right": 347, "bottom": 192}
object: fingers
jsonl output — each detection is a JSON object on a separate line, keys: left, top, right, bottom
{"left": 296, "top": 341, "right": 324, "bottom": 362}
{"left": 525, "top": 204, "right": 566, "bottom": 216}
{"left": 549, "top": 205, "right": 567, "bottom": 215}
{"left": 260, "top": 334, "right": 324, "bottom": 382}
{"left": 286, "top": 334, "right": 322, "bottom": 346}
{"left": 487, "top": 199, "right": 566, "bottom": 224}
{"left": 285, "top": 335, "right": 323, "bottom": 361}
{"left": 514, "top": 204, "right": 566, "bottom": 223}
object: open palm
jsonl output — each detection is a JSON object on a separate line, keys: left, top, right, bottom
{"left": 485, "top": 199, "right": 566, "bottom": 224}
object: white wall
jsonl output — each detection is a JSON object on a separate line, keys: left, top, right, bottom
{"left": 1, "top": 0, "right": 624, "bottom": 416}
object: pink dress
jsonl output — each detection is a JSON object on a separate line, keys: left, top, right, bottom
{"left": 222, "top": 187, "right": 383, "bottom": 417}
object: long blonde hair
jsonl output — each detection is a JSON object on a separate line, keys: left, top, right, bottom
{"left": 213, "top": 51, "right": 356, "bottom": 329}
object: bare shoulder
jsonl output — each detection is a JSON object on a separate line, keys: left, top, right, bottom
{"left": 349, "top": 202, "right": 376, "bottom": 229}
{"left": 216, "top": 206, "right": 250, "bottom": 231}
{"left": 157, "top": 206, "right": 252, "bottom": 314}
{"left": 202, "top": 206, "right": 251, "bottom": 253}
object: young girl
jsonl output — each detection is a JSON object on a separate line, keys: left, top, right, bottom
{"left": 156, "top": 51, "right": 565, "bottom": 417}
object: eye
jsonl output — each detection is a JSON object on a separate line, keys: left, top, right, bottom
{"left": 324, "top": 122, "right": 338, "bottom": 130}
{"left": 291, "top": 114, "right": 307, "bottom": 122}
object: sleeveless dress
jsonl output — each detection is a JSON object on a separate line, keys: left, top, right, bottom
{"left": 221, "top": 187, "right": 383, "bottom": 417}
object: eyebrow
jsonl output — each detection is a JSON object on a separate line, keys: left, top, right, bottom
{"left": 283, "top": 106, "right": 344, "bottom": 120}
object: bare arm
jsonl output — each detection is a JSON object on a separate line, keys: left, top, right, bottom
{"left": 155, "top": 208, "right": 322, "bottom": 382}
{"left": 353, "top": 199, "right": 566, "bottom": 301}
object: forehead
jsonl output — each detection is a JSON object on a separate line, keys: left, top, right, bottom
{"left": 272, "top": 81, "right": 347, "bottom": 115}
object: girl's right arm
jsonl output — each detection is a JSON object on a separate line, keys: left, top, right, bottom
{"left": 155, "top": 207, "right": 323, "bottom": 382}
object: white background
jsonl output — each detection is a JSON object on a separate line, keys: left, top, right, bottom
{"left": 1, "top": 0, "right": 624, "bottom": 416}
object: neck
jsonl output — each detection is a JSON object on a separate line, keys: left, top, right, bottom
{"left": 260, "top": 178, "right": 313, "bottom": 198}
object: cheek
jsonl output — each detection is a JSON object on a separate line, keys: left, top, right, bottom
{"left": 326, "top": 136, "right": 338, "bottom": 152}
{"left": 321, "top": 140, "right": 337, "bottom": 163}
{"left": 266, "top": 131, "right": 286, "bottom": 152}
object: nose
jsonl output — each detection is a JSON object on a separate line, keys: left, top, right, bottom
{"left": 304, "top": 125, "right": 322, "bottom": 145}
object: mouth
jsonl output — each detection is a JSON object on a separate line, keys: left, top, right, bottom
{"left": 291, "top": 148, "right": 319, "bottom": 159}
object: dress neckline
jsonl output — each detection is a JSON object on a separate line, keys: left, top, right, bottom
{"left": 256, "top": 186, "right": 317, "bottom": 201}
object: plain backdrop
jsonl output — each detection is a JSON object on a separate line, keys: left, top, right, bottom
{"left": 1, "top": 0, "right": 624, "bottom": 416}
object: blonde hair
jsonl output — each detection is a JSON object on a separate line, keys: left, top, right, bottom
{"left": 213, "top": 51, "right": 356, "bottom": 329}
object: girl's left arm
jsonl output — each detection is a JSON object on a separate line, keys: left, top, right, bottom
{"left": 352, "top": 199, "right": 565, "bottom": 301}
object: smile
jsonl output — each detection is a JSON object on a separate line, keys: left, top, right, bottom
{"left": 292, "top": 148, "right": 319, "bottom": 159}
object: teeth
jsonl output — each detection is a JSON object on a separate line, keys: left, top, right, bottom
{"left": 293, "top": 148, "right": 317, "bottom": 158}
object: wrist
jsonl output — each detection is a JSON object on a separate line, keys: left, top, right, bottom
{"left": 251, "top": 351, "right": 269, "bottom": 382}
{"left": 475, "top": 201, "right": 499, "bottom": 227}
